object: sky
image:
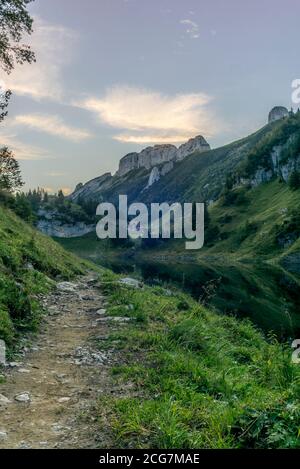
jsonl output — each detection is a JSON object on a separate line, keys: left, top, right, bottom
{"left": 0, "top": 0, "right": 299, "bottom": 194}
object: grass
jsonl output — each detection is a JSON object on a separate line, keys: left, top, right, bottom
{"left": 207, "top": 179, "right": 300, "bottom": 258}
{"left": 135, "top": 178, "right": 300, "bottom": 261}
{"left": 94, "top": 270, "right": 300, "bottom": 449}
{"left": 0, "top": 204, "right": 93, "bottom": 348}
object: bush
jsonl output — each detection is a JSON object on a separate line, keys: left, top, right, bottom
{"left": 235, "top": 221, "right": 259, "bottom": 244}
{"left": 0, "top": 306, "right": 14, "bottom": 345}
{"left": 0, "top": 278, "right": 32, "bottom": 321}
{"left": 288, "top": 171, "right": 300, "bottom": 190}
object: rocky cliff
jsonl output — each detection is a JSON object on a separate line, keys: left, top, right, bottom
{"left": 117, "top": 135, "right": 210, "bottom": 176}
{"left": 37, "top": 208, "right": 94, "bottom": 237}
{"left": 68, "top": 172, "right": 112, "bottom": 203}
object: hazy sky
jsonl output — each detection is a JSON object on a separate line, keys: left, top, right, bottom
{"left": 0, "top": 0, "right": 299, "bottom": 193}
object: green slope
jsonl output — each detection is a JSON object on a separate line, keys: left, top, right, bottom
{"left": 143, "top": 178, "right": 300, "bottom": 260}
{"left": 206, "top": 179, "right": 300, "bottom": 258}
{"left": 95, "top": 270, "right": 300, "bottom": 449}
{"left": 0, "top": 205, "right": 89, "bottom": 347}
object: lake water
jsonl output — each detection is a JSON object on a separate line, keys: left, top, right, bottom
{"left": 58, "top": 237, "right": 300, "bottom": 339}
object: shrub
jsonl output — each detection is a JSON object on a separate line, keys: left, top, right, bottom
{"left": 288, "top": 170, "right": 300, "bottom": 190}
{"left": 0, "top": 306, "right": 15, "bottom": 345}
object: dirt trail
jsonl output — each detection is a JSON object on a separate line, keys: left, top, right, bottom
{"left": 0, "top": 274, "right": 117, "bottom": 449}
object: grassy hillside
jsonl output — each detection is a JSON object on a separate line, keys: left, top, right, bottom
{"left": 0, "top": 204, "right": 89, "bottom": 348}
{"left": 96, "top": 270, "right": 300, "bottom": 449}
{"left": 205, "top": 179, "right": 300, "bottom": 258}
{"left": 140, "top": 178, "right": 300, "bottom": 260}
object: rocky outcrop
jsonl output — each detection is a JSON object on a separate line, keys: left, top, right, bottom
{"left": 139, "top": 144, "right": 177, "bottom": 170}
{"left": 117, "top": 153, "right": 139, "bottom": 177}
{"left": 37, "top": 219, "right": 94, "bottom": 238}
{"left": 37, "top": 208, "right": 94, "bottom": 238}
{"left": 145, "top": 161, "right": 175, "bottom": 189}
{"left": 69, "top": 173, "right": 112, "bottom": 203}
{"left": 117, "top": 135, "right": 210, "bottom": 177}
{"left": 247, "top": 142, "right": 300, "bottom": 187}
{"left": 268, "top": 106, "right": 289, "bottom": 123}
{"left": 177, "top": 135, "right": 210, "bottom": 161}
{"left": 147, "top": 167, "right": 160, "bottom": 188}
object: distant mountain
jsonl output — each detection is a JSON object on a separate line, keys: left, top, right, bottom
{"left": 69, "top": 135, "right": 210, "bottom": 204}
{"left": 37, "top": 108, "right": 300, "bottom": 239}
{"left": 69, "top": 109, "right": 299, "bottom": 207}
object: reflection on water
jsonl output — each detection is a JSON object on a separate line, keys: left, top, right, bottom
{"left": 58, "top": 238, "right": 300, "bottom": 338}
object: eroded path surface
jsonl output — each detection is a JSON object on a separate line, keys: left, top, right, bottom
{"left": 0, "top": 274, "right": 116, "bottom": 449}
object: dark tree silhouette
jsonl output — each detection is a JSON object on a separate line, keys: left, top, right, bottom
{"left": 0, "top": 0, "right": 35, "bottom": 74}
{"left": 0, "top": 1, "right": 35, "bottom": 122}
{"left": 289, "top": 170, "right": 300, "bottom": 190}
{"left": 0, "top": 146, "right": 24, "bottom": 192}
{"left": 0, "top": 89, "right": 11, "bottom": 122}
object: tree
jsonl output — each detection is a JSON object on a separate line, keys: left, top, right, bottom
{"left": 14, "top": 192, "right": 33, "bottom": 221}
{"left": 0, "top": 146, "right": 24, "bottom": 192}
{"left": 0, "top": 0, "right": 35, "bottom": 74}
{"left": 56, "top": 189, "right": 65, "bottom": 206}
{"left": 0, "top": 1, "right": 35, "bottom": 123}
{"left": 289, "top": 170, "right": 300, "bottom": 190}
{"left": 0, "top": 89, "right": 11, "bottom": 123}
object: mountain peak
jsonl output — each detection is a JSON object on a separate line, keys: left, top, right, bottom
{"left": 117, "top": 135, "right": 210, "bottom": 176}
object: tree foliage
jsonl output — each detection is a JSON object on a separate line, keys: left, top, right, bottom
{"left": 0, "top": 146, "right": 24, "bottom": 192}
{"left": 0, "top": 0, "right": 35, "bottom": 74}
{"left": 288, "top": 170, "right": 300, "bottom": 190}
{"left": 0, "top": 88, "right": 11, "bottom": 122}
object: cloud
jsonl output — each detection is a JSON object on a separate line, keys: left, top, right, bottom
{"left": 114, "top": 134, "right": 193, "bottom": 144}
{"left": 46, "top": 171, "right": 65, "bottom": 177}
{"left": 180, "top": 19, "right": 200, "bottom": 39}
{"left": 13, "top": 114, "right": 93, "bottom": 142}
{"left": 5, "top": 17, "right": 77, "bottom": 101}
{"left": 76, "top": 85, "right": 219, "bottom": 144}
{"left": 0, "top": 132, "right": 50, "bottom": 160}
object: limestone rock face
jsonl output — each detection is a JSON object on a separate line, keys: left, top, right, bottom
{"left": 138, "top": 145, "right": 177, "bottom": 170}
{"left": 177, "top": 135, "right": 210, "bottom": 161}
{"left": 37, "top": 219, "right": 94, "bottom": 238}
{"left": 244, "top": 142, "right": 300, "bottom": 187}
{"left": 268, "top": 106, "right": 289, "bottom": 123}
{"left": 147, "top": 167, "right": 160, "bottom": 188}
{"left": 69, "top": 173, "right": 112, "bottom": 203}
{"left": 117, "top": 153, "right": 139, "bottom": 177}
{"left": 117, "top": 135, "right": 210, "bottom": 177}
{"left": 161, "top": 161, "right": 174, "bottom": 176}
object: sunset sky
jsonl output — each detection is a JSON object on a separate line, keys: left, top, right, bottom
{"left": 0, "top": 0, "right": 299, "bottom": 193}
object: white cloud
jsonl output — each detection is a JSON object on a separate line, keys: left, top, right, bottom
{"left": 46, "top": 171, "right": 65, "bottom": 177}
{"left": 0, "top": 132, "right": 50, "bottom": 160}
{"left": 5, "top": 17, "right": 77, "bottom": 101}
{"left": 76, "top": 85, "right": 219, "bottom": 144}
{"left": 114, "top": 134, "right": 191, "bottom": 144}
{"left": 14, "top": 114, "right": 93, "bottom": 142}
{"left": 180, "top": 19, "right": 200, "bottom": 39}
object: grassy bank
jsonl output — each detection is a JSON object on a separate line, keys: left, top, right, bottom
{"left": 96, "top": 270, "right": 300, "bottom": 449}
{"left": 0, "top": 205, "right": 90, "bottom": 348}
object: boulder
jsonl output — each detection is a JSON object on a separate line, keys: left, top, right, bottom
{"left": 14, "top": 392, "right": 31, "bottom": 403}
{"left": 118, "top": 277, "right": 142, "bottom": 288}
